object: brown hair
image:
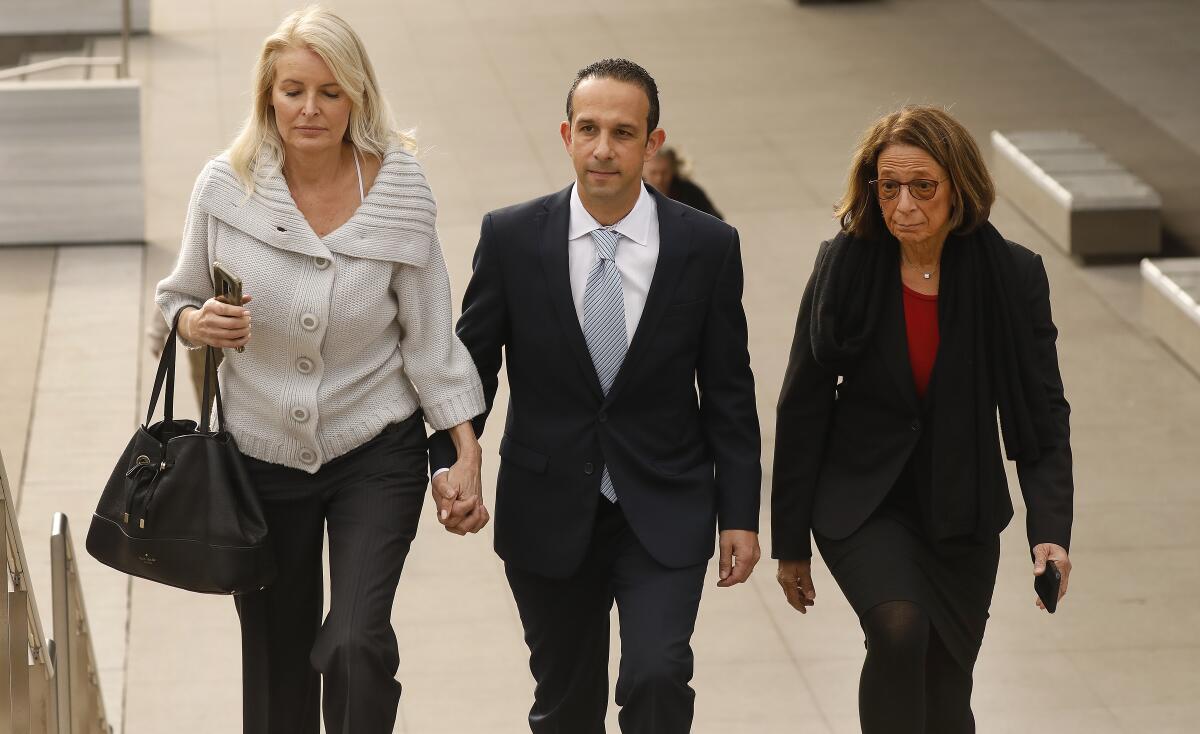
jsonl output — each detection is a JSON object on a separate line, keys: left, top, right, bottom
{"left": 835, "top": 105, "right": 995, "bottom": 240}
{"left": 655, "top": 146, "right": 692, "bottom": 179}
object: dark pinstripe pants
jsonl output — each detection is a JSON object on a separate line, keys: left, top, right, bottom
{"left": 505, "top": 500, "right": 707, "bottom": 734}
{"left": 234, "top": 414, "right": 427, "bottom": 734}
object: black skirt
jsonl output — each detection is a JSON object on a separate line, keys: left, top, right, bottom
{"left": 815, "top": 460, "right": 1000, "bottom": 671}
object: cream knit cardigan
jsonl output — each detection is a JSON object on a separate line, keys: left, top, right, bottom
{"left": 156, "top": 146, "right": 485, "bottom": 473}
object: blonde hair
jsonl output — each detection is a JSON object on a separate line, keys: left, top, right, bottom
{"left": 835, "top": 105, "right": 995, "bottom": 241}
{"left": 226, "top": 5, "right": 415, "bottom": 192}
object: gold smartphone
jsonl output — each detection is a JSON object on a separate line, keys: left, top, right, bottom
{"left": 211, "top": 261, "right": 245, "bottom": 353}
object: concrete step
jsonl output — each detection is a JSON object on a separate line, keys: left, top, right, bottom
{"left": 992, "top": 129, "right": 1162, "bottom": 260}
{"left": 1142, "top": 258, "right": 1200, "bottom": 376}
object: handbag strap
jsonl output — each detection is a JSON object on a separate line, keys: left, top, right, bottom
{"left": 199, "top": 346, "right": 227, "bottom": 433}
{"left": 145, "top": 318, "right": 181, "bottom": 426}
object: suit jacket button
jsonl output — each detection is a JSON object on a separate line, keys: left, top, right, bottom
{"left": 910, "top": 419, "right": 921, "bottom": 432}
{"left": 598, "top": 411, "right": 608, "bottom": 423}
{"left": 583, "top": 462, "right": 594, "bottom": 475}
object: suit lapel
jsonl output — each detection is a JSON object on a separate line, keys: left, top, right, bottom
{"left": 538, "top": 187, "right": 605, "bottom": 399}
{"left": 877, "top": 273, "right": 921, "bottom": 412}
{"left": 604, "top": 192, "right": 692, "bottom": 406}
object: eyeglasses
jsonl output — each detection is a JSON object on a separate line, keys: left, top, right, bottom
{"left": 869, "top": 178, "right": 946, "bottom": 201}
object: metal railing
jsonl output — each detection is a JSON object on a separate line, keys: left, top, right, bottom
{"left": 2, "top": 451, "right": 56, "bottom": 733}
{"left": 1, "top": 451, "right": 111, "bottom": 734}
{"left": 0, "top": 0, "right": 132, "bottom": 81}
{"left": 0, "top": 57, "right": 123, "bottom": 82}
{"left": 119, "top": 0, "right": 131, "bottom": 79}
{"left": 51, "top": 514, "right": 110, "bottom": 734}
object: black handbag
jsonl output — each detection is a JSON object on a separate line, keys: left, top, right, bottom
{"left": 86, "top": 324, "right": 276, "bottom": 594}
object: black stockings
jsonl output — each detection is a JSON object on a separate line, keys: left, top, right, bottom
{"left": 858, "top": 601, "right": 975, "bottom": 734}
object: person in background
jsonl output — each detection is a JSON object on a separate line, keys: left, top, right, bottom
{"left": 771, "top": 105, "right": 1075, "bottom": 733}
{"left": 154, "top": 7, "right": 486, "bottom": 733}
{"left": 643, "top": 146, "right": 723, "bottom": 220}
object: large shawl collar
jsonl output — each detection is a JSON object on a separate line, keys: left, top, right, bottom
{"left": 194, "top": 146, "right": 437, "bottom": 267}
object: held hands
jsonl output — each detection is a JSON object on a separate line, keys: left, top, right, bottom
{"left": 717, "top": 530, "right": 761, "bottom": 587}
{"left": 432, "top": 448, "right": 489, "bottom": 536}
{"left": 180, "top": 296, "right": 253, "bottom": 349}
{"left": 1032, "top": 543, "right": 1072, "bottom": 612}
{"left": 776, "top": 559, "right": 816, "bottom": 614}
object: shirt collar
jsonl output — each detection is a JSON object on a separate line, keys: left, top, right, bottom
{"left": 568, "top": 181, "right": 655, "bottom": 247}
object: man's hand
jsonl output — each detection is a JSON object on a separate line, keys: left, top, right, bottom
{"left": 776, "top": 559, "right": 816, "bottom": 614}
{"left": 433, "top": 452, "right": 488, "bottom": 536}
{"left": 716, "top": 530, "right": 760, "bottom": 587}
{"left": 430, "top": 471, "right": 464, "bottom": 523}
{"left": 1032, "top": 543, "right": 1071, "bottom": 612}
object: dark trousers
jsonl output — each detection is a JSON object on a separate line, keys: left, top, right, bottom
{"left": 505, "top": 500, "right": 708, "bottom": 734}
{"left": 234, "top": 415, "right": 428, "bottom": 734}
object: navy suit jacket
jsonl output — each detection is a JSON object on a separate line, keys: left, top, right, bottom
{"left": 429, "top": 186, "right": 761, "bottom": 578}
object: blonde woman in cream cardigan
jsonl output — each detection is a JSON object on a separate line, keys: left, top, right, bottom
{"left": 156, "top": 7, "right": 486, "bottom": 733}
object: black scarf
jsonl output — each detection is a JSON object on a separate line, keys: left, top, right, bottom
{"left": 810, "top": 222, "right": 1056, "bottom": 464}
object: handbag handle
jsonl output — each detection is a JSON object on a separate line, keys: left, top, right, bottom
{"left": 198, "top": 346, "right": 227, "bottom": 433}
{"left": 145, "top": 317, "right": 181, "bottom": 426}
{"left": 146, "top": 312, "right": 228, "bottom": 430}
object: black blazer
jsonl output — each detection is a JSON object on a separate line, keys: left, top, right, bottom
{"left": 430, "top": 186, "right": 761, "bottom": 578}
{"left": 667, "top": 178, "right": 723, "bottom": 221}
{"left": 771, "top": 239, "right": 1073, "bottom": 560}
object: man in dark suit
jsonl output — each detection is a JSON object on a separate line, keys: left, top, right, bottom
{"left": 428, "top": 58, "right": 762, "bottom": 733}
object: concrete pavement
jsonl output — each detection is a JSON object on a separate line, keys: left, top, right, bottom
{"left": 2, "top": 0, "right": 1198, "bottom": 731}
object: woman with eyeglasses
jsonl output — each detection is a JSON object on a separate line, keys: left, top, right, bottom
{"left": 770, "top": 106, "right": 1075, "bottom": 733}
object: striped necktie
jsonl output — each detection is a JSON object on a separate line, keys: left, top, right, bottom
{"left": 582, "top": 227, "right": 626, "bottom": 503}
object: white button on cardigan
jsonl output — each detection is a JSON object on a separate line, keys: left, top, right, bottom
{"left": 156, "top": 147, "right": 486, "bottom": 472}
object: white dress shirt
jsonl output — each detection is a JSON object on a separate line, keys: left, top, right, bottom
{"left": 568, "top": 182, "right": 660, "bottom": 343}
{"left": 435, "top": 183, "right": 660, "bottom": 479}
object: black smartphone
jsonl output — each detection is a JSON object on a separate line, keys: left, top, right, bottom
{"left": 211, "top": 261, "right": 245, "bottom": 353}
{"left": 1034, "top": 559, "right": 1061, "bottom": 614}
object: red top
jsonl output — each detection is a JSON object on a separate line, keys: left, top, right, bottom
{"left": 902, "top": 284, "right": 940, "bottom": 399}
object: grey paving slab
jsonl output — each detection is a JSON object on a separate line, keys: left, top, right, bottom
{"left": 122, "top": 580, "right": 242, "bottom": 733}
{"left": 16, "top": 244, "right": 143, "bottom": 733}
{"left": 0, "top": 247, "right": 54, "bottom": 507}
{"left": 1069, "top": 647, "right": 1200, "bottom": 709}
{"left": 984, "top": 0, "right": 1200, "bottom": 160}
{"left": 1110, "top": 704, "right": 1200, "bottom": 734}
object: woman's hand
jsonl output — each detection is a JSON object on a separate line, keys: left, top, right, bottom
{"left": 180, "top": 295, "right": 252, "bottom": 349}
{"left": 1032, "top": 543, "right": 1071, "bottom": 612}
{"left": 432, "top": 421, "right": 488, "bottom": 535}
{"left": 777, "top": 559, "right": 817, "bottom": 614}
{"left": 433, "top": 453, "right": 488, "bottom": 535}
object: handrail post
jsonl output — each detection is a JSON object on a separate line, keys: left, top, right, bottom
{"left": 51, "top": 516, "right": 72, "bottom": 734}
{"left": 1, "top": 497, "right": 11, "bottom": 731}
{"left": 119, "top": 0, "right": 131, "bottom": 79}
{"left": 50, "top": 513, "right": 109, "bottom": 734}
{"left": 9, "top": 589, "right": 30, "bottom": 734}
{"left": 2, "top": 448, "right": 60, "bottom": 733}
